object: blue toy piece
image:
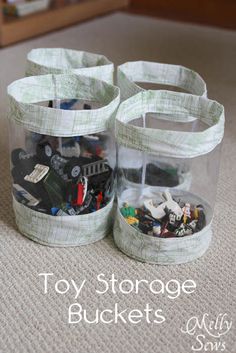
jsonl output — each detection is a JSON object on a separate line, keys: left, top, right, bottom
{"left": 60, "top": 99, "right": 78, "bottom": 110}
{"left": 51, "top": 207, "right": 59, "bottom": 216}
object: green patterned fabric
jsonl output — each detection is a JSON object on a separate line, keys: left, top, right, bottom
{"left": 117, "top": 61, "right": 207, "bottom": 100}
{"left": 8, "top": 74, "right": 120, "bottom": 136}
{"left": 114, "top": 188, "right": 213, "bottom": 264}
{"left": 115, "top": 90, "right": 224, "bottom": 158}
{"left": 13, "top": 196, "right": 115, "bottom": 246}
{"left": 114, "top": 208, "right": 212, "bottom": 264}
{"left": 26, "top": 48, "right": 114, "bottom": 84}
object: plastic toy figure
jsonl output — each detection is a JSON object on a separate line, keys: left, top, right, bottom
{"left": 120, "top": 202, "right": 139, "bottom": 225}
{"left": 182, "top": 203, "right": 191, "bottom": 223}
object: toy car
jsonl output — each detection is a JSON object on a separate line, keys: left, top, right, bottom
{"left": 11, "top": 143, "right": 114, "bottom": 215}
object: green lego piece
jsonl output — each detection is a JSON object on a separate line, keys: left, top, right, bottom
{"left": 43, "top": 170, "right": 67, "bottom": 207}
{"left": 120, "top": 203, "right": 137, "bottom": 218}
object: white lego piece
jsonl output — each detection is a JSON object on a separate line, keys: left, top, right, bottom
{"left": 144, "top": 191, "right": 183, "bottom": 220}
{"left": 153, "top": 224, "right": 161, "bottom": 236}
{"left": 61, "top": 142, "right": 80, "bottom": 158}
{"left": 24, "top": 164, "right": 49, "bottom": 183}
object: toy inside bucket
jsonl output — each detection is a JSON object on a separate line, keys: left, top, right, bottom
{"left": 114, "top": 90, "right": 224, "bottom": 264}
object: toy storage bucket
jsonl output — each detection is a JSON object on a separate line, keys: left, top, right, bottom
{"left": 117, "top": 62, "right": 207, "bottom": 191}
{"left": 7, "top": 74, "right": 120, "bottom": 246}
{"left": 26, "top": 48, "right": 114, "bottom": 84}
{"left": 114, "top": 90, "right": 224, "bottom": 264}
{"left": 117, "top": 61, "right": 207, "bottom": 101}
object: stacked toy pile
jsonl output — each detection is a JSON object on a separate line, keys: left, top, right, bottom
{"left": 120, "top": 191, "right": 205, "bottom": 238}
{"left": 12, "top": 131, "right": 114, "bottom": 217}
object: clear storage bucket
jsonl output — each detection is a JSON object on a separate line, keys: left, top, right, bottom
{"left": 26, "top": 48, "right": 114, "bottom": 84}
{"left": 117, "top": 61, "right": 207, "bottom": 190}
{"left": 117, "top": 61, "right": 207, "bottom": 101}
{"left": 7, "top": 74, "right": 120, "bottom": 246}
{"left": 114, "top": 90, "right": 224, "bottom": 264}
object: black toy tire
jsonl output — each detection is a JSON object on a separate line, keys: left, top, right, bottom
{"left": 64, "top": 160, "right": 81, "bottom": 180}
{"left": 36, "top": 142, "right": 54, "bottom": 163}
{"left": 11, "top": 148, "right": 28, "bottom": 166}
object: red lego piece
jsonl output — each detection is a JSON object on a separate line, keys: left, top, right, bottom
{"left": 71, "top": 182, "right": 84, "bottom": 206}
{"left": 96, "top": 191, "right": 103, "bottom": 210}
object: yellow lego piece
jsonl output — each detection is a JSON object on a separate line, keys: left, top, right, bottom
{"left": 126, "top": 216, "right": 139, "bottom": 225}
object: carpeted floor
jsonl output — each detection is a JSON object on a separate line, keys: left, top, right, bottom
{"left": 0, "top": 12, "right": 235, "bottom": 353}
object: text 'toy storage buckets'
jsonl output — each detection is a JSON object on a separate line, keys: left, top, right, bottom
{"left": 26, "top": 48, "right": 114, "bottom": 84}
{"left": 117, "top": 61, "right": 207, "bottom": 101}
{"left": 7, "top": 74, "right": 120, "bottom": 246}
{"left": 114, "top": 90, "right": 225, "bottom": 265}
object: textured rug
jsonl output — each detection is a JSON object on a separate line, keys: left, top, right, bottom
{"left": 0, "top": 13, "right": 235, "bottom": 353}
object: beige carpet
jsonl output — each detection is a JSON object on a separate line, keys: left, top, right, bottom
{"left": 0, "top": 12, "right": 236, "bottom": 353}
